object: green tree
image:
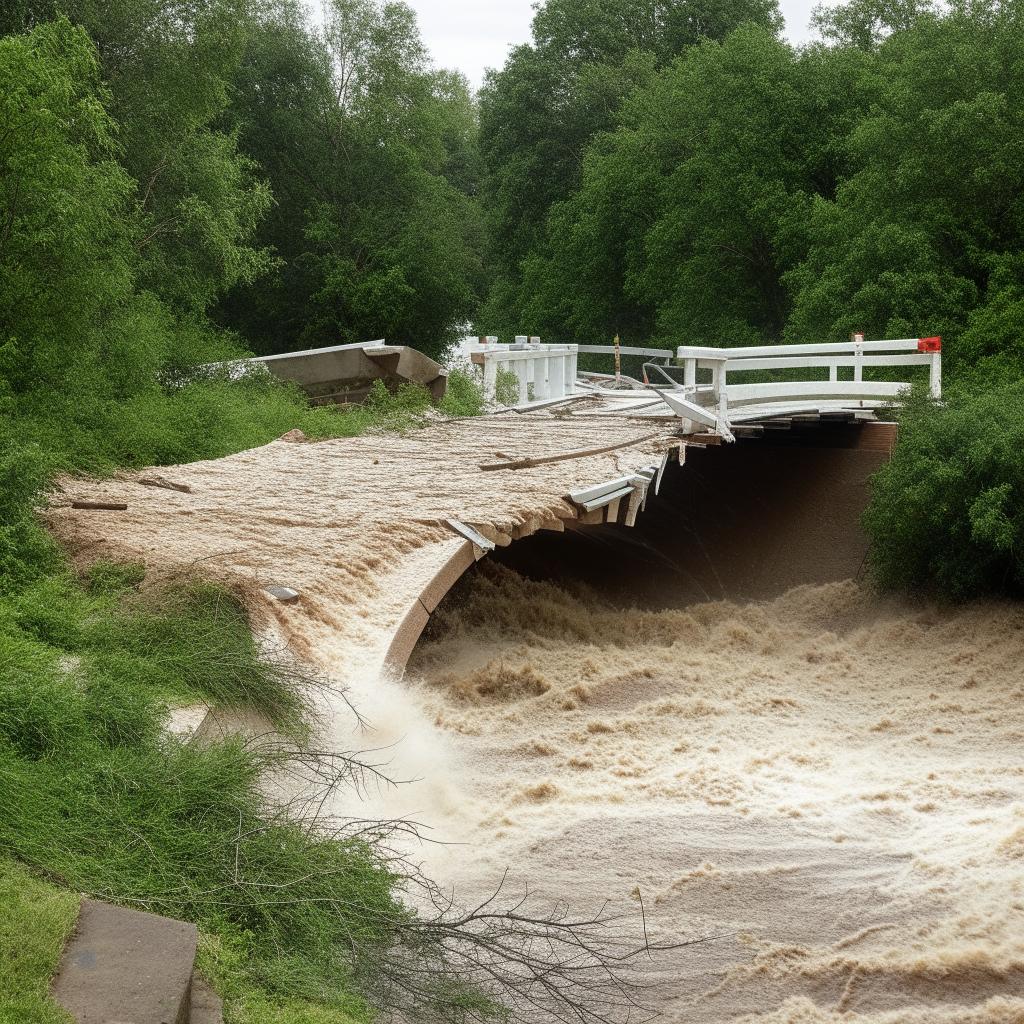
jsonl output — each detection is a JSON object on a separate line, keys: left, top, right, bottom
{"left": 515, "top": 28, "right": 874, "bottom": 346}
{"left": 215, "top": 0, "right": 485, "bottom": 358}
{"left": 811, "top": 0, "right": 936, "bottom": 49}
{"left": 1, "top": 0, "right": 274, "bottom": 317}
{"left": 0, "top": 18, "right": 138, "bottom": 399}
{"left": 477, "top": 0, "right": 783, "bottom": 335}
{"left": 785, "top": 0, "right": 1024, "bottom": 361}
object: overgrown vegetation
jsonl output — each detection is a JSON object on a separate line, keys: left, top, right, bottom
{"left": 0, "top": 524, "right": 388, "bottom": 1018}
{"left": 0, "top": 859, "right": 78, "bottom": 1024}
{"left": 864, "top": 381, "right": 1024, "bottom": 599}
{"left": 480, "top": 0, "right": 1024, "bottom": 366}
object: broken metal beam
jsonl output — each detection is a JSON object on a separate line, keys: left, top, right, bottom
{"left": 445, "top": 518, "right": 495, "bottom": 555}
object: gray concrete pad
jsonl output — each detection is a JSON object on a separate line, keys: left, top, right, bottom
{"left": 52, "top": 899, "right": 198, "bottom": 1024}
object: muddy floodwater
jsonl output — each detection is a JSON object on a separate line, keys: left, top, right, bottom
{"left": 330, "top": 562, "right": 1024, "bottom": 1023}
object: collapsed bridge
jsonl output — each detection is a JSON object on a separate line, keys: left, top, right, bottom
{"left": 47, "top": 336, "right": 932, "bottom": 696}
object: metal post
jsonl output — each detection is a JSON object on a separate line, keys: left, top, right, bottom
{"left": 710, "top": 357, "right": 729, "bottom": 434}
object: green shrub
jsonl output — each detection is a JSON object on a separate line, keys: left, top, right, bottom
{"left": 439, "top": 369, "right": 485, "bottom": 418}
{"left": 864, "top": 379, "right": 1024, "bottom": 599}
{"left": 0, "top": 440, "right": 60, "bottom": 590}
{"left": 494, "top": 367, "right": 520, "bottom": 406}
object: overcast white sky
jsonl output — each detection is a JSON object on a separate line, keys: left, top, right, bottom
{"left": 375, "top": 0, "right": 826, "bottom": 90}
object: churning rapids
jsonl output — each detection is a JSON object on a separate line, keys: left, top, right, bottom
{"left": 324, "top": 562, "right": 1024, "bottom": 1023}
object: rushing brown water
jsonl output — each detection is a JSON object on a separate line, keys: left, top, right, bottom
{"left": 327, "top": 562, "right": 1024, "bottom": 1023}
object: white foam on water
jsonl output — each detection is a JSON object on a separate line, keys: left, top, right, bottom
{"left": 318, "top": 563, "right": 1024, "bottom": 1021}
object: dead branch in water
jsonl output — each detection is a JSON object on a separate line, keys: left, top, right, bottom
{"left": 363, "top": 865, "right": 704, "bottom": 1024}
{"left": 245, "top": 735, "right": 703, "bottom": 1024}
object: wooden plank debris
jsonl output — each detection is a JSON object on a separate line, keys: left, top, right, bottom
{"left": 72, "top": 501, "right": 128, "bottom": 511}
{"left": 479, "top": 431, "right": 666, "bottom": 472}
{"left": 511, "top": 394, "right": 590, "bottom": 414}
{"left": 139, "top": 475, "right": 191, "bottom": 493}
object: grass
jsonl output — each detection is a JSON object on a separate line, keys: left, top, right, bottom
{"left": 7, "top": 373, "right": 443, "bottom": 478}
{"left": 0, "top": 369, "right": 492, "bottom": 1024}
{"left": 0, "top": 554, "right": 405, "bottom": 1023}
{"left": 0, "top": 859, "right": 78, "bottom": 1024}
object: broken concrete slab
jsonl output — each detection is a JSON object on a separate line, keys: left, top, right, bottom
{"left": 248, "top": 342, "right": 448, "bottom": 406}
{"left": 165, "top": 705, "right": 211, "bottom": 741}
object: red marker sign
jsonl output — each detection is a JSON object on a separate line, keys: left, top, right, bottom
{"left": 918, "top": 336, "right": 942, "bottom": 352}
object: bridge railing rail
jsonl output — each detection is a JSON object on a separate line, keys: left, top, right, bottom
{"left": 676, "top": 336, "right": 942, "bottom": 404}
{"left": 667, "top": 336, "right": 940, "bottom": 435}
{"left": 469, "top": 335, "right": 940, "bottom": 427}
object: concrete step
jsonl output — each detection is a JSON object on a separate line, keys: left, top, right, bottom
{"left": 52, "top": 898, "right": 220, "bottom": 1024}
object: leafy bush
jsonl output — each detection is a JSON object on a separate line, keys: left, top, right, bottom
{"left": 495, "top": 367, "right": 520, "bottom": 407}
{"left": 864, "top": 380, "right": 1024, "bottom": 599}
{"left": 439, "top": 368, "right": 485, "bottom": 418}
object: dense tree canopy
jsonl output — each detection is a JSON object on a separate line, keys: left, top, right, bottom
{"left": 6, "top": 0, "right": 1022, "bottom": 367}
{"left": 786, "top": 0, "right": 1024, "bottom": 370}
{"left": 481, "top": 0, "right": 1024, "bottom": 373}
{"left": 477, "top": 0, "right": 783, "bottom": 334}
{"left": 1, "top": 0, "right": 484, "bottom": 368}
{"left": 215, "top": 0, "right": 485, "bottom": 354}
{"left": 514, "top": 28, "right": 875, "bottom": 346}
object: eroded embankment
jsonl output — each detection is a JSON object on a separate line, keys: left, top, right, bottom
{"left": 391, "top": 564, "right": 1024, "bottom": 1023}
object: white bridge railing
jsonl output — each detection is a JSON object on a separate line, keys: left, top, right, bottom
{"left": 468, "top": 336, "right": 579, "bottom": 406}
{"left": 662, "top": 336, "right": 942, "bottom": 436}
{"left": 471, "top": 334, "right": 941, "bottom": 437}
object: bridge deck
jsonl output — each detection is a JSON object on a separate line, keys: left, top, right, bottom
{"left": 47, "top": 411, "right": 685, "bottom": 688}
